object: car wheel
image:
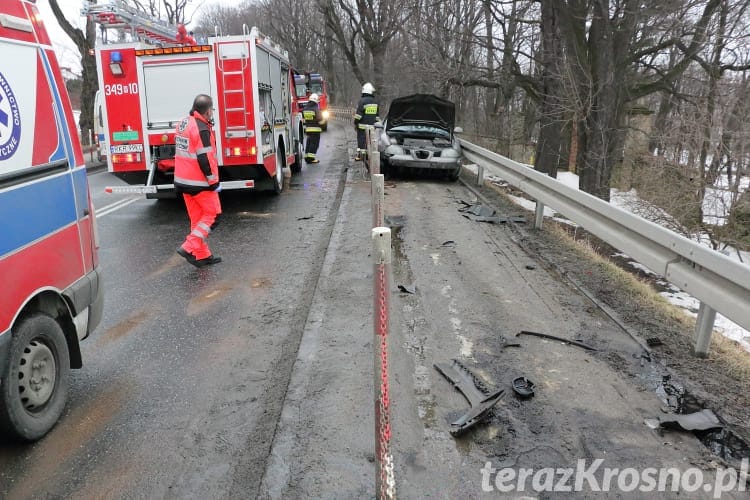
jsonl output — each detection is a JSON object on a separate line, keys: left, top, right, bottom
{"left": 0, "top": 313, "right": 70, "bottom": 442}
{"left": 380, "top": 159, "right": 390, "bottom": 179}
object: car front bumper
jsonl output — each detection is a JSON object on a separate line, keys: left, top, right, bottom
{"left": 384, "top": 154, "right": 460, "bottom": 170}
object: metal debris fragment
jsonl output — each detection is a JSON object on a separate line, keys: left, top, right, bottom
{"left": 658, "top": 409, "right": 723, "bottom": 432}
{"left": 516, "top": 330, "right": 597, "bottom": 351}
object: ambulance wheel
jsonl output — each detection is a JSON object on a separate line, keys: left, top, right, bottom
{"left": 273, "top": 149, "right": 284, "bottom": 194}
{"left": 0, "top": 313, "right": 70, "bottom": 442}
{"left": 321, "top": 122, "right": 328, "bottom": 132}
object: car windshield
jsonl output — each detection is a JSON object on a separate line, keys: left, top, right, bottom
{"left": 389, "top": 125, "right": 450, "bottom": 138}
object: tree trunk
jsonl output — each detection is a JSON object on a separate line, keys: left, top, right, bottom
{"left": 534, "top": 0, "right": 563, "bottom": 177}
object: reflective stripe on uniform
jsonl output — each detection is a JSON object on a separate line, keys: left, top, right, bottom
{"left": 191, "top": 229, "right": 206, "bottom": 239}
{"left": 198, "top": 222, "right": 212, "bottom": 233}
{"left": 206, "top": 174, "right": 217, "bottom": 182}
{"left": 353, "top": 113, "right": 362, "bottom": 120}
{"left": 364, "top": 104, "right": 378, "bottom": 114}
{"left": 174, "top": 175, "right": 209, "bottom": 187}
{"left": 305, "top": 127, "right": 322, "bottom": 133}
{"left": 176, "top": 150, "right": 198, "bottom": 159}
{"left": 197, "top": 146, "right": 212, "bottom": 155}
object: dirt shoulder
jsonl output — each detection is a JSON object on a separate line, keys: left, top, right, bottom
{"left": 474, "top": 177, "right": 750, "bottom": 462}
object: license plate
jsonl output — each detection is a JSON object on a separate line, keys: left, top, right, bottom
{"left": 110, "top": 144, "right": 144, "bottom": 154}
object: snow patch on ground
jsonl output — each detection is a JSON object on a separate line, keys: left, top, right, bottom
{"left": 464, "top": 162, "right": 749, "bottom": 350}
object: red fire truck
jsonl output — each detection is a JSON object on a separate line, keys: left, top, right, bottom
{"left": 85, "top": 3, "right": 305, "bottom": 197}
{"left": 293, "top": 71, "right": 330, "bottom": 131}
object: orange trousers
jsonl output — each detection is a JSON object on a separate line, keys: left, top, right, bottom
{"left": 181, "top": 190, "right": 221, "bottom": 260}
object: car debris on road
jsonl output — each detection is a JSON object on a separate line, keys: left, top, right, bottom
{"left": 434, "top": 360, "right": 504, "bottom": 436}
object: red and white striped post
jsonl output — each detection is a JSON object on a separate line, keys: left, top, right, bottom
{"left": 372, "top": 227, "right": 396, "bottom": 499}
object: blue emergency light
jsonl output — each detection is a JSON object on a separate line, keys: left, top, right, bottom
{"left": 109, "top": 51, "right": 123, "bottom": 75}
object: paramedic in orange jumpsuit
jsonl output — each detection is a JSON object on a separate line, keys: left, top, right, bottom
{"left": 175, "top": 94, "right": 222, "bottom": 267}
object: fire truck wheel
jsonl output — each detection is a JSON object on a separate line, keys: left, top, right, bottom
{"left": 290, "top": 139, "right": 303, "bottom": 174}
{"left": 273, "top": 148, "right": 284, "bottom": 194}
{"left": 0, "top": 313, "right": 70, "bottom": 442}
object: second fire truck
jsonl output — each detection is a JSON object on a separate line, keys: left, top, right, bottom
{"left": 87, "top": 3, "right": 305, "bottom": 196}
{"left": 293, "top": 71, "right": 330, "bottom": 131}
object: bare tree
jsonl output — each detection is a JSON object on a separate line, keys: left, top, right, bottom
{"left": 49, "top": 0, "right": 97, "bottom": 142}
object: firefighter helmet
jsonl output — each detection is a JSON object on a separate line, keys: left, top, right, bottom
{"left": 309, "top": 93, "right": 320, "bottom": 103}
{"left": 362, "top": 82, "right": 375, "bottom": 95}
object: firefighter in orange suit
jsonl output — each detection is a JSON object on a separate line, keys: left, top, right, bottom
{"left": 302, "top": 93, "right": 323, "bottom": 163}
{"left": 175, "top": 94, "right": 222, "bottom": 267}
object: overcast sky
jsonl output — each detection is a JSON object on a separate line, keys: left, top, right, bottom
{"left": 38, "top": 0, "right": 220, "bottom": 74}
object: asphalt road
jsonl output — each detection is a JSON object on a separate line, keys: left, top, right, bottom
{"left": 0, "top": 123, "right": 743, "bottom": 499}
{"left": 0, "top": 126, "right": 350, "bottom": 498}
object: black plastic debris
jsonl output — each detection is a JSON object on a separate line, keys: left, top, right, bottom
{"left": 525, "top": 264, "right": 536, "bottom": 270}
{"left": 499, "top": 336, "right": 521, "bottom": 348}
{"left": 384, "top": 215, "right": 407, "bottom": 228}
{"left": 434, "top": 360, "right": 504, "bottom": 436}
{"left": 398, "top": 284, "right": 416, "bottom": 294}
{"left": 459, "top": 203, "right": 496, "bottom": 217}
{"left": 516, "top": 330, "right": 597, "bottom": 351}
{"left": 512, "top": 377, "right": 535, "bottom": 398}
{"left": 458, "top": 202, "right": 526, "bottom": 224}
{"left": 297, "top": 216, "right": 313, "bottom": 220}
{"left": 646, "top": 337, "right": 663, "bottom": 347}
{"left": 656, "top": 409, "right": 723, "bottom": 432}
{"left": 442, "top": 240, "right": 456, "bottom": 247}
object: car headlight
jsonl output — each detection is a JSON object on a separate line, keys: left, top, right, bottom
{"left": 441, "top": 148, "right": 460, "bottom": 158}
{"left": 389, "top": 137, "right": 398, "bottom": 145}
{"left": 322, "top": 110, "right": 330, "bottom": 119}
{"left": 385, "top": 145, "right": 404, "bottom": 156}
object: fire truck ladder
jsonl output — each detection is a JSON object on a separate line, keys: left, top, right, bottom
{"left": 81, "top": 1, "right": 180, "bottom": 44}
{"left": 217, "top": 44, "right": 251, "bottom": 138}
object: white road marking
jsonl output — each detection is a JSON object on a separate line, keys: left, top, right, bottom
{"left": 96, "top": 196, "right": 140, "bottom": 217}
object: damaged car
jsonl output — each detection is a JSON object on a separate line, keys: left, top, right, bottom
{"left": 378, "top": 94, "right": 463, "bottom": 180}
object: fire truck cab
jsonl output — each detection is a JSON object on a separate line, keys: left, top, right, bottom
{"left": 294, "top": 71, "right": 329, "bottom": 131}
{"left": 0, "top": 0, "right": 103, "bottom": 441}
{"left": 87, "top": 5, "right": 305, "bottom": 197}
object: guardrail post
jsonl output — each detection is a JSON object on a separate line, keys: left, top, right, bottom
{"left": 372, "top": 227, "right": 396, "bottom": 499}
{"left": 367, "top": 125, "right": 380, "bottom": 175}
{"left": 694, "top": 302, "right": 717, "bottom": 358}
{"left": 372, "top": 174, "right": 385, "bottom": 228}
{"left": 534, "top": 201, "right": 545, "bottom": 229}
{"left": 476, "top": 163, "right": 484, "bottom": 186}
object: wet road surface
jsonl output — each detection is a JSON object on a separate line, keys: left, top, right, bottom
{"left": 0, "top": 125, "right": 350, "bottom": 498}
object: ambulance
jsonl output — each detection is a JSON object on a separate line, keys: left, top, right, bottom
{"left": 93, "top": 89, "right": 107, "bottom": 161}
{"left": 0, "top": 0, "right": 104, "bottom": 441}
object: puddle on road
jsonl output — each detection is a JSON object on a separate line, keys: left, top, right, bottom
{"left": 98, "top": 309, "right": 151, "bottom": 345}
{"left": 289, "top": 180, "right": 337, "bottom": 192}
{"left": 657, "top": 376, "right": 750, "bottom": 467}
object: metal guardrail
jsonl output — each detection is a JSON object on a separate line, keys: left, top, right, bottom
{"left": 328, "top": 106, "right": 355, "bottom": 122}
{"left": 459, "top": 139, "right": 750, "bottom": 356}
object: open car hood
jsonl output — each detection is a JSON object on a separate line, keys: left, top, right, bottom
{"left": 386, "top": 94, "right": 456, "bottom": 134}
